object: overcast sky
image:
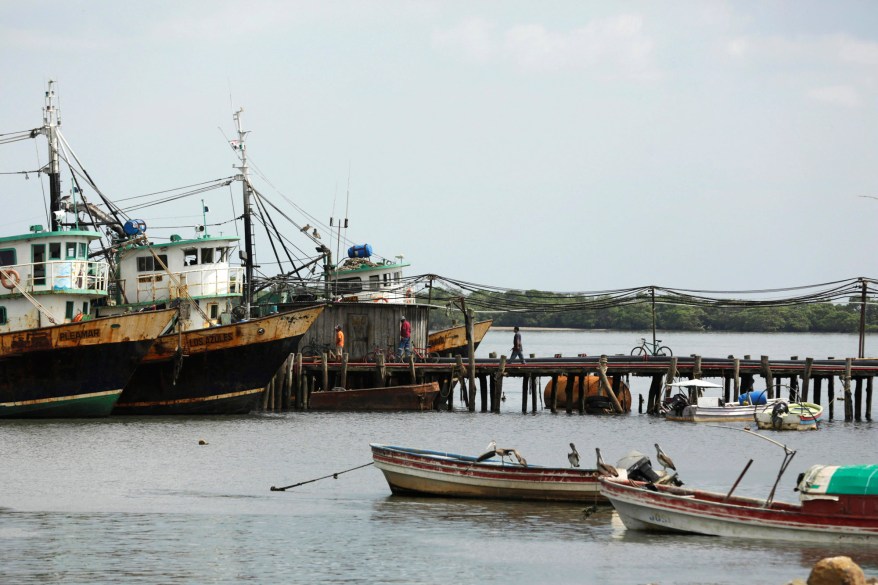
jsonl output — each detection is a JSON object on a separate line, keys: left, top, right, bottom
{"left": 1, "top": 1, "right": 877, "bottom": 293}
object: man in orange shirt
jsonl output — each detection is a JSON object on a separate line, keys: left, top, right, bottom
{"left": 333, "top": 325, "right": 345, "bottom": 361}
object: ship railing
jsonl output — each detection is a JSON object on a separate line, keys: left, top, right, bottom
{"left": 0, "top": 260, "right": 109, "bottom": 295}
{"left": 125, "top": 265, "right": 244, "bottom": 304}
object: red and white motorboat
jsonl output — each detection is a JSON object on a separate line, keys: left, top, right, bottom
{"left": 600, "top": 463, "right": 878, "bottom": 544}
{"left": 370, "top": 443, "right": 606, "bottom": 503}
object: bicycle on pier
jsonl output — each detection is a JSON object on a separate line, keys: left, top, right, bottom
{"left": 630, "top": 337, "right": 672, "bottom": 357}
{"left": 365, "top": 344, "right": 439, "bottom": 363}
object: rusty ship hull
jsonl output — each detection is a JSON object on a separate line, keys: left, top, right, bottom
{"left": 113, "top": 305, "right": 323, "bottom": 415}
{"left": 427, "top": 320, "right": 492, "bottom": 357}
{"left": 0, "top": 309, "right": 176, "bottom": 418}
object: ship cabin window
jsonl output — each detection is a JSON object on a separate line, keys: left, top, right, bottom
{"left": 200, "top": 247, "right": 214, "bottom": 264}
{"left": 208, "top": 303, "right": 219, "bottom": 319}
{"left": 215, "top": 247, "right": 229, "bottom": 263}
{"left": 0, "top": 249, "right": 15, "bottom": 266}
{"left": 338, "top": 276, "right": 362, "bottom": 294}
{"left": 369, "top": 275, "right": 380, "bottom": 291}
{"left": 82, "top": 301, "right": 89, "bottom": 315}
{"left": 0, "top": 307, "right": 6, "bottom": 325}
{"left": 137, "top": 254, "right": 168, "bottom": 272}
{"left": 31, "top": 244, "right": 46, "bottom": 286}
{"left": 50, "top": 243, "right": 62, "bottom": 260}
{"left": 79, "top": 243, "right": 87, "bottom": 258}
{"left": 65, "top": 242, "right": 77, "bottom": 259}
{"left": 183, "top": 248, "right": 198, "bottom": 266}
{"left": 382, "top": 273, "right": 390, "bottom": 287}
{"left": 65, "top": 301, "right": 74, "bottom": 320}
{"left": 394, "top": 271, "right": 401, "bottom": 283}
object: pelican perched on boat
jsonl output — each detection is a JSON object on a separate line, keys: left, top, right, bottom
{"left": 655, "top": 443, "right": 676, "bottom": 472}
{"left": 595, "top": 448, "right": 618, "bottom": 477}
{"left": 568, "top": 443, "right": 580, "bottom": 468}
{"left": 496, "top": 448, "right": 527, "bottom": 467}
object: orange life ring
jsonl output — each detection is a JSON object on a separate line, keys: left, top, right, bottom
{"left": 405, "top": 288, "right": 413, "bottom": 298}
{"left": 0, "top": 268, "right": 20, "bottom": 290}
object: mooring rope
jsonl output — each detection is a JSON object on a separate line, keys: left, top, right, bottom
{"left": 270, "top": 462, "right": 374, "bottom": 492}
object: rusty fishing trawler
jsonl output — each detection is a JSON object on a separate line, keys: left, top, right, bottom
{"left": 0, "top": 82, "right": 175, "bottom": 417}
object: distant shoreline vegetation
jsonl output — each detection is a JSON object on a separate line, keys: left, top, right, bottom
{"left": 422, "top": 288, "right": 877, "bottom": 334}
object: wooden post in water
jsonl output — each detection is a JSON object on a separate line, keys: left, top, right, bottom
{"left": 295, "top": 353, "right": 303, "bottom": 409}
{"left": 488, "top": 374, "right": 495, "bottom": 413}
{"left": 598, "top": 355, "right": 623, "bottom": 414}
{"left": 494, "top": 356, "right": 506, "bottom": 414}
{"left": 855, "top": 377, "right": 863, "bottom": 422}
{"left": 479, "top": 374, "right": 488, "bottom": 412}
{"left": 549, "top": 374, "right": 559, "bottom": 414}
{"left": 463, "top": 306, "right": 477, "bottom": 413}
{"left": 733, "top": 359, "right": 740, "bottom": 400}
{"left": 612, "top": 375, "right": 624, "bottom": 411}
{"left": 303, "top": 375, "right": 311, "bottom": 410}
{"left": 565, "top": 374, "right": 574, "bottom": 414}
{"left": 321, "top": 354, "right": 329, "bottom": 391}
{"left": 408, "top": 354, "right": 417, "bottom": 385}
{"left": 828, "top": 375, "right": 835, "bottom": 420}
{"left": 664, "top": 357, "right": 678, "bottom": 401}
{"left": 814, "top": 376, "right": 822, "bottom": 406}
{"left": 261, "top": 376, "right": 271, "bottom": 411}
{"left": 801, "top": 358, "right": 813, "bottom": 402}
{"left": 375, "top": 353, "right": 386, "bottom": 388}
{"left": 867, "top": 377, "right": 873, "bottom": 422}
{"left": 647, "top": 374, "right": 662, "bottom": 414}
{"left": 521, "top": 374, "right": 529, "bottom": 413}
{"left": 530, "top": 375, "right": 538, "bottom": 413}
{"left": 760, "top": 356, "right": 774, "bottom": 399}
{"left": 789, "top": 374, "right": 798, "bottom": 402}
{"left": 340, "top": 353, "right": 349, "bottom": 390}
{"left": 844, "top": 358, "right": 853, "bottom": 421}
{"left": 577, "top": 370, "right": 587, "bottom": 414}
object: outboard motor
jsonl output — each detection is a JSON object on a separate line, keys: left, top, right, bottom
{"left": 616, "top": 450, "right": 684, "bottom": 487}
{"left": 663, "top": 393, "right": 689, "bottom": 416}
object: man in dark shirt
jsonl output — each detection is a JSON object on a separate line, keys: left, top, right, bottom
{"left": 398, "top": 316, "right": 412, "bottom": 360}
{"left": 510, "top": 326, "right": 525, "bottom": 363}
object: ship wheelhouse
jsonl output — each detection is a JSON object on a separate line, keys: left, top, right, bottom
{"left": 100, "top": 234, "right": 243, "bottom": 330}
{"left": 0, "top": 226, "right": 109, "bottom": 332}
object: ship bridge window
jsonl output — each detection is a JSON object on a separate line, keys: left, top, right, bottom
{"left": 394, "top": 271, "right": 401, "bottom": 283}
{"left": 337, "top": 276, "right": 362, "bottom": 294}
{"left": 79, "top": 243, "right": 87, "bottom": 258}
{"left": 137, "top": 254, "right": 168, "bottom": 272}
{"left": 369, "top": 275, "right": 380, "bottom": 291}
{"left": 50, "top": 243, "right": 62, "bottom": 260}
{"left": 0, "top": 249, "right": 15, "bottom": 266}
{"left": 215, "top": 247, "right": 229, "bottom": 263}
{"left": 32, "top": 244, "right": 46, "bottom": 286}
{"left": 0, "top": 307, "right": 6, "bottom": 324}
{"left": 382, "top": 273, "right": 390, "bottom": 286}
{"left": 183, "top": 248, "right": 198, "bottom": 266}
{"left": 200, "top": 248, "right": 214, "bottom": 264}
{"left": 65, "top": 243, "right": 76, "bottom": 259}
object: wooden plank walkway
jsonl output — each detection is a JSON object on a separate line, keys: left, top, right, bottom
{"left": 258, "top": 353, "right": 875, "bottom": 422}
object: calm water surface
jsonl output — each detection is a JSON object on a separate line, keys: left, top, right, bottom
{"left": 1, "top": 330, "right": 875, "bottom": 584}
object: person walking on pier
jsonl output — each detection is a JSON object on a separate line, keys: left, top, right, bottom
{"left": 332, "top": 325, "right": 344, "bottom": 361}
{"left": 510, "top": 326, "right": 526, "bottom": 363}
{"left": 398, "top": 316, "right": 412, "bottom": 361}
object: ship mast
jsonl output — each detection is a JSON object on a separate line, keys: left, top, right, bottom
{"left": 43, "top": 80, "right": 63, "bottom": 232}
{"left": 233, "top": 108, "right": 254, "bottom": 320}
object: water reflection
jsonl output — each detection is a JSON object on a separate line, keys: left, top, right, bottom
{"left": 371, "top": 495, "right": 616, "bottom": 540}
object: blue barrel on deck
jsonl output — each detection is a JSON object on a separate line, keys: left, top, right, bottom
{"left": 123, "top": 219, "right": 147, "bottom": 236}
{"left": 347, "top": 244, "right": 373, "bottom": 258}
{"left": 738, "top": 390, "right": 768, "bottom": 405}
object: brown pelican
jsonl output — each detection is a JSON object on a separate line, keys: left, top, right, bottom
{"left": 495, "top": 448, "right": 527, "bottom": 467}
{"left": 568, "top": 443, "right": 580, "bottom": 468}
{"left": 595, "top": 448, "right": 619, "bottom": 477}
{"left": 655, "top": 443, "right": 676, "bottom": 472}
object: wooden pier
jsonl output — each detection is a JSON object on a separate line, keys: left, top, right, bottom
{"left": 257, "top": 353, "right": 875, "bottom": 422}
